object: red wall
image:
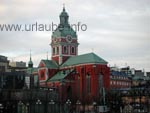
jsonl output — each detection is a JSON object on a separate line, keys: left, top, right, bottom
{"left": 73, "top": 64, "right": 110, "bottom": 103}
{"left": 52, "top": 56, "right": 59, "bottom": 64}
{"left": 38, "top": 62, "right": 110, "bottom": 104}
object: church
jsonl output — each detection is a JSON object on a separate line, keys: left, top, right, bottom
{"left": 32, "top": 7, "right": 110, "bottom": 105}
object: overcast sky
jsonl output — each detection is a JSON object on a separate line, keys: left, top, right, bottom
{"left": 0, "top": 0, "right": 150, "bottom": 72}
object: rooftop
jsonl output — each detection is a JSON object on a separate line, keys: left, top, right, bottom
{"left": 40, "top": 60, "right": 58, "bottom": 69}
{"left": 47, "top": 69, "right": 73, "bottom": 82}
{"left": 61, "top": 52, "right": 107, "bottom": 67}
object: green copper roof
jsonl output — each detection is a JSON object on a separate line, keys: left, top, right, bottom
{"left": 52, "top": 27, "right": 77, "bottom": 38}
{"left": 28, "top": 60, "right": 33, "bottom": 65}
{"left": 61, "top": 52, "right": 108, "bottom": 67}
{"left": 27, "top": 67, "right": 38, "bottom": 74}
{"left": 41, "top": 60, "right": 58, "bottom": 69}
{"left": 60, "top": 6, "right": 68, "bottom": 19}
{"left": 52, "top": 7, "right": 77, "bottom": 38}
{"left": 48, "top": 70, "right": 72, "bottom": 82}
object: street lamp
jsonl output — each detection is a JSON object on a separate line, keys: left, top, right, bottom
{"left": 93, "top": 101, "right": 97, "bottom": 113}
{"left": 36, "top": 99, "right": 42, "bottom": 113}
{"left": 66, "top": 99, "right": 71, "bottom": 113}
{"left": 26, "top": 103, "right": 29, "bottom": 113}
{"left": 60, "top": 79, "right": 66, "bottom": 113}
{"left": 49, "top": 100, "right": 55, "bottom": 113}
{"left": 145, "top": 88, "right": 150, "bottom": 113}
{"left": 18, "top": 101, "right": 23, "bottom": 113}
{"left": 76, "top": 100, "right": 81, "bottom": 113}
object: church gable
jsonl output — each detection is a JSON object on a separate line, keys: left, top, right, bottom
{"left": 38, "top": 59, "right": 58, "bottom": 69}
{"left": 38, "top": 59, "right": 58, "bottom": 82}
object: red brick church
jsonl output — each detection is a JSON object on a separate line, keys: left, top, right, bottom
{"left": 38, "top": 7, "right": 110, "bottom": 104}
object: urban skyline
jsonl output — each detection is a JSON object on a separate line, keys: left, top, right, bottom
{"left": 0, "top": 0, "right": 150, "bottom": 71}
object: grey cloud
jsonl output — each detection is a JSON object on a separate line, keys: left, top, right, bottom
{"left": 0, "top": 0, "right": 150, "bottom": 71}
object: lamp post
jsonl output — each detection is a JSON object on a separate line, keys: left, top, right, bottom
{"left": 76, "top": 100, "right": 81, "bottom": 113}
{"left": 145, "top": 89, "right": 150, "bottom": 113}
{"left": 18, "top": 101, "right": 23, "bottom": 113}
{"left": 66, "top": 99, "right": 71, "bottom": 113}
{"left": 49, "top": 100, "right": 55, "bottom": 113}
{"left": 138, "top": 81, "right": 142, "bottom": 113}
{"left": 26, "top": 103, "right": 29, "bottom": 113}
{"left": 132, "top": 89, "right": 135, "bottom": 109}
{"left": 36, "top": 99, "right": 42, "bottom": 113}
{"left": 93, "top": 101, "right": 97, "bottom": 113}
{"left": 60, "top": 79, "right": 65, "bottom": 113}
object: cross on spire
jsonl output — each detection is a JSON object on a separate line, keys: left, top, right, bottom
{"left": 30, "top": 49, "right": 32, "bottom": 61}
{"left": 63, "top": 3, "right": 65, "bottom": 11}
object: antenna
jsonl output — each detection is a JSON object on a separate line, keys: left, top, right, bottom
{"left": 47, "top": 51, "right": 48, "bottom": 60}
{"left": 63, "top": 3, "right": 65, "bottom": 8}
{"left": 63, "top": 3, "right": 65, "bottom": 11}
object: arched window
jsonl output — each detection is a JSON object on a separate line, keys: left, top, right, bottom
{"left": 71, "top": 47, "right": 75, "bottom": 54}
{"left": 99, "top": 74, "right": 103, "bottom": 93}
{"left": 67, "top": 86, "right": 72, "bottom": 99}
{"left": 86, "top": 73, "right": 91, "bottom": 94}
{"left": 53, "top": 47, "right": 55, "bottom": 54}
{"left": 57, "top": 47, "right": 59, "bottom": 54}
{"left": 64, "top": 46, "right": 68, "bottom": 54}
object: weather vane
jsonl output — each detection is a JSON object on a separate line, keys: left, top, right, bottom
{"left": 63, "top": 3, "right": 65, "bottom": 8}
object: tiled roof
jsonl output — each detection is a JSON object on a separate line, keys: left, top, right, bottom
{"left": 61, "top": 52, "right": 107, "bottom": 67}
{"left": 111, "top": 71, "right": 127, "bottom": 76}
{"left": 41, "top": 60, "right": 58, "bottom": 69}
{"left": 47, "top": 69, "right": 73, "bottom": 82}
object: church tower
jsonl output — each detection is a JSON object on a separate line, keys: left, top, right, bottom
{"left": 28, "top": 51, "right": 33, "bottom": 68}
{"left": 51, "top": 6, "right": 79, "bottom": 65}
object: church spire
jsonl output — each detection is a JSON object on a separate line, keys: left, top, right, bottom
{"left": 28, "top": 50, "right": 33, "bottom": 68}
{"left": 59, "top": 5, "right": 69, "bottom": 25}
{"left": 63, "top": 3, "right": 65, "bottom": 11}
{"left": 30, "top": 50, "right": 32, "bottom": 61}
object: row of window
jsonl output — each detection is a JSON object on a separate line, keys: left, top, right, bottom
{"left": 110, "top": 80, "right": 131, "bottom": 86}
{"left": 110, "top": 75, "right": 128, "bottom": 80}
{"left": 53, "top": 46, "right": 76, "bottom": 55}
{"left": 53, "top": 47, "right": 59, "bottom": 55}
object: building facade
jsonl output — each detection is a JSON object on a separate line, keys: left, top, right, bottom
{"left": 38, "top": 7, "right": 110, "bottom": 104}
{"left": 0, "top": 55, "right": 11, "bottom": 72}
{"left": 0, "top": 55, "right": 26, "bottom": 89}
{"left": 110, "top": 70, "right": 131, "bottom": 89}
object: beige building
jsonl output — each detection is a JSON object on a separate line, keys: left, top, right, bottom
{"left": 9, "top": 61, "right": 26, "bottom": 68}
